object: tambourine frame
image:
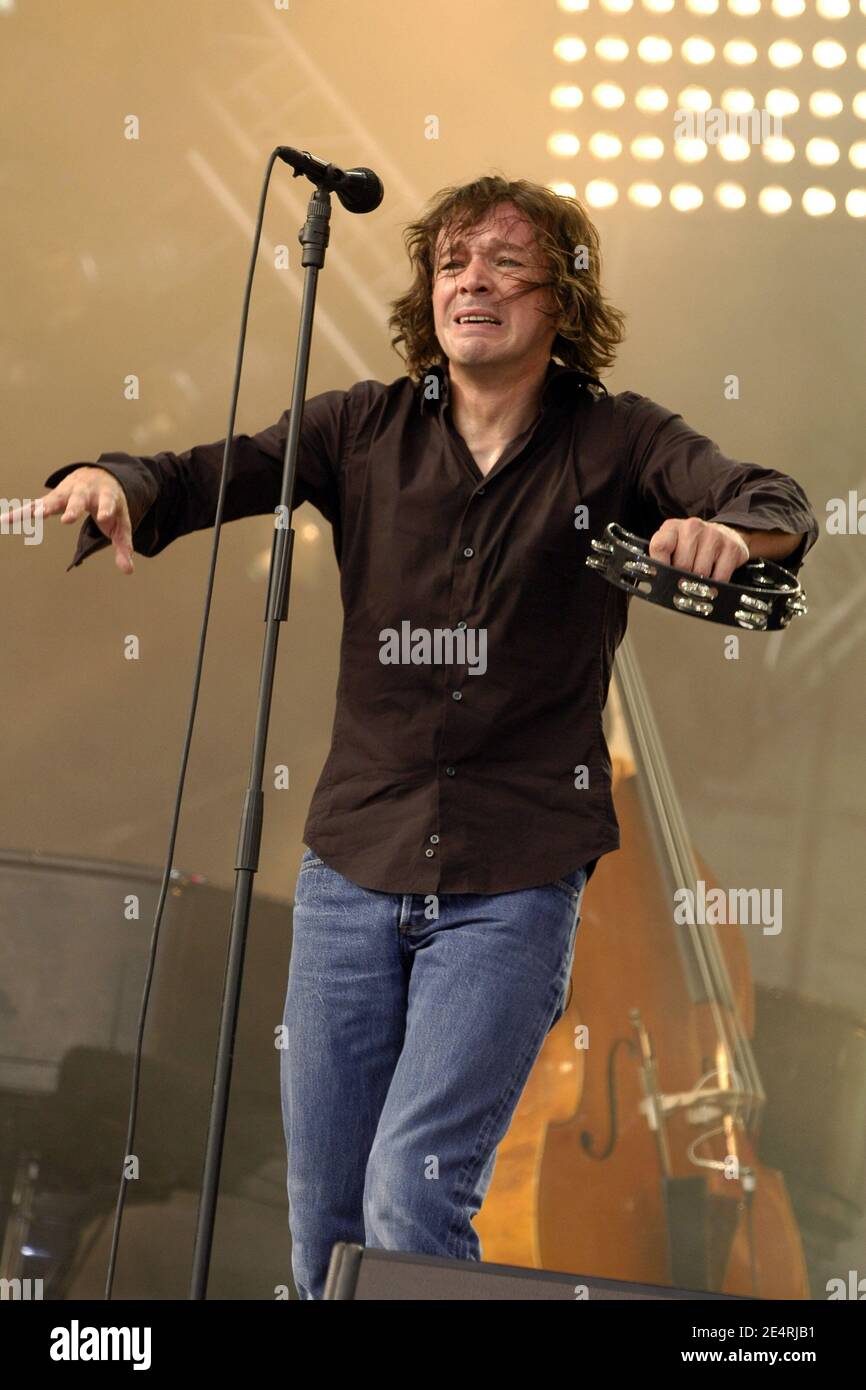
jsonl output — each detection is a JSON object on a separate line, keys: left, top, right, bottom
{"left": 585, "top": 522, "right": 808, "bottom": 631}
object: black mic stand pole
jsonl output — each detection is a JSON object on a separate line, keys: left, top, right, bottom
{"left": 189, "top": 179, "right": 335, "bottom": 1299}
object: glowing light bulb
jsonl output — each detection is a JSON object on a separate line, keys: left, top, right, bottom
{"left": 585, "top": 179, "right": 619, "bottom": 206}
{"left": 554, "top": 36, "right": 587, "bottom": 62}
{"left": 715, "top": 182, "right": 748, "bottom": 207}
{"left": 635, "top": 85, "right": 669, "bottom": 111}
{"left": 629, "top": 182, "right": 664, "bottom": 206}
{"left": 802, "top": 187, "right": 836, "bottom": 215}
{"left": 551, "top": 84, "right": 584, "bottom": 109}
{"left": 670, "top": 183, "right": 704, "bottom": 210}
{"left": 758, "top": 186, "right": 792, "bottom": 213}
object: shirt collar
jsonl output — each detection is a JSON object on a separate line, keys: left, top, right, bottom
{"left": 417, "top": 359, "right": 600, "bottom": 415}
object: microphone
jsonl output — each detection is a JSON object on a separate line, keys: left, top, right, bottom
{"left": 276, "top": 147, "right": 384, "bottom": 214}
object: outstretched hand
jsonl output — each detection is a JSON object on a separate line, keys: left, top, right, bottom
{"left": 1, "top": 466, "right": 134, "bottom": 573}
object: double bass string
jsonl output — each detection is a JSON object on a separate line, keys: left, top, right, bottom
{"left": 614, "top": 634, "right": 763, "bottom": 1135}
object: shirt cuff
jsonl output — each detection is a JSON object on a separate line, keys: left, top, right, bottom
{"left": 708, "top": 507, "right": 817, "bottom": 577}
{"left": 42, "top": 457, "right": 157, "bottom": 572}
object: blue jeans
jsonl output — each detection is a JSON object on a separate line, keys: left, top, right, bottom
{"left": 280, "top": 847, "right": 588, "bottom": 1300}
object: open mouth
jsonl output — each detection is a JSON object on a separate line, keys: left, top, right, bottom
{"left": 454, "top": 314, "right": 503, "bottom": 328}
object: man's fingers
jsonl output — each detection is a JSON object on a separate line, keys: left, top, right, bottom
{"left": 96, "top": 489, "right": 117, "bottom": 525}
{"left": 95, "top": 490, "right": 134, "bottom": 573}
{"left": 0, "top": 495, "right": 52, "bottom": 527}
{"left": 691, "top": 536, "right": 723, "bottom": 578}
{"left": 706, "top": 545, "right": 744, "bottom": 583}
{"left": 2, "top": 471, "right": 134, "bottom": 572}
{"left": 648, "top": 519, "right": 748, "bottom": 581}
{"left": 60, "top": 489, "right": 88, "bottom": 524}
{"left": 112, "top": 515, "right": 135, "bottom": 574}
{"left": 649, "top": 519, "right": 702, "bottom": 569}
{"left": 669, "top": 518, "right": 706, "bottom": 572}
{"left": 647, "top": 520, "right": 677, "bottom": 563}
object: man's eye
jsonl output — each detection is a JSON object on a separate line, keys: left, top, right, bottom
{"left": 438, "top": 257, "right": 521, "bottom": 270}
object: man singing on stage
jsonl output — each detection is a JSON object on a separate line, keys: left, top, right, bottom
{"left": 28, "top": 175, "right": 818, "bottom": 1299}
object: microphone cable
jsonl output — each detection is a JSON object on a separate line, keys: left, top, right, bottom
{"left": 104, "top": 147, "right": 283, "bottom": 1300}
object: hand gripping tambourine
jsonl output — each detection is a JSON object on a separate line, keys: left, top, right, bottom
{"left": 586, "top": 522, "right": 808, "bottom": 631}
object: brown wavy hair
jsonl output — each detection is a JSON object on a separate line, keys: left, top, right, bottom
{"left": 388, "top": 174, "right": 627, "bottom": 390}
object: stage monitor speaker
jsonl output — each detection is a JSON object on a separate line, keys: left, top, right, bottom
{"left": 322, "top": 1243, "right": 747, "bottom": 1301}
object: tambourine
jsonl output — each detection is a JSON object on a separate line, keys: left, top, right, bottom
{"left": 585, "top": 522, "right": 808, "bottom": 631}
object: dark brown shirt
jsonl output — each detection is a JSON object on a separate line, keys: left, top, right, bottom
{"left": 44, "top": 361, "right": 819, "bottom": 894}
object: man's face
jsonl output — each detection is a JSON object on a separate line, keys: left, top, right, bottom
{"left": 431, "top": 202, "right": 558, "bottom": 373}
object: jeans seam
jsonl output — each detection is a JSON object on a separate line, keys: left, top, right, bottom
{"left": 444, "top": 999, "right": 560, "bottom": 1260}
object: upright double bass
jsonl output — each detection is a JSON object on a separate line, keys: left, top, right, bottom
{"left": 476, "top": 636, "right": 809, "bottom": 1298}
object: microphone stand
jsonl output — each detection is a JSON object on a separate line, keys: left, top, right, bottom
{"left": 189, "top": 178, "right": 337, "bottom": 1299}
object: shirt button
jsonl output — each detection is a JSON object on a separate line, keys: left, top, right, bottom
{"left": 425, "top": 848, "right": 435, "bottom": 858}
{"left": 477, "top": 487, "right": 485, "bottom": 495}
{"left": 429, "top": 834, "right": 440, "bottom": 844}
{"left": 445, "top": 765, "right": 456, "bottom": 776}
{"left": 457, "top": 620, "right": 467, "bottom": 630}
{"left": 452, "top": 690, "right": 462, "bottom": 701}
{"left": 463, "top": 546, "right": 474, "bottom": 558}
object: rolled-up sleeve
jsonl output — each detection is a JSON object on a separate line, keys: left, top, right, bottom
{"left": 621, "top": 392, "right": 820, "bottom": 574}
{"left": 42, "top": 388, "right": 348, "bottom": 571}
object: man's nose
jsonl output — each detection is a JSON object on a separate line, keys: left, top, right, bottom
{"left": 455, "top": 256, "right": 491, "bottom": 293}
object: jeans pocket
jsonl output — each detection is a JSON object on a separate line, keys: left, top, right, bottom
{"left": 298, "top": 846, "right": 323, "bottom": 874}
{"left": 552, "top": 865, "right": 588, "bottom": 900}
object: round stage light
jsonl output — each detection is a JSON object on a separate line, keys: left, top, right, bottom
{"left": 674, "top": 137, "right": 709, "bottom": 161}
{"left": 596, "top": 37, "right": 630, "bottom": 61}
{"left": 768, "top": 41, "right": 803, "bottom": 68}
{"left": 715, "top": 182, "right": 748, "bottom": 207}
{"left": 547, "top": 131, "right": 581, "bottom": 157}
{"left": 551, "top": 84, "right": 584, "bottom": 109}
{"left": 721, "top": 87, "right": 756, "bottom": 112}
{"left": 635, "top": 84, "right": 670, "bottom": 110}
{"left": 724, "top": 40, "right": 758, "bottom": 64}
{"left": 813, "top": 41, "right": 847, "bottom": 69}
{"left": 718, "top": 132, "right": 752, "bottom": 159}
{"left": 810, "top": 91, "right": 843, "bottom": 117}
{"left": 554, "top": 36, "right": 587, "bottom": 62}
{"left": 758, "top": 185, "right": 793, "bottom": 212}
{"left": 682, "top": 37, "right": 716, "bottom": 63}
{"left": 802, "top": 187, "right": 836, "bottom": 215}
{"left": 628, "top": 182, "right": 664, "bottom": 205}
{"left": 584, "top": 179, "right": 619, "bottom": 206}
{"left": 806, "top": 137, "right": 840, "bottom": 164}
{"left": 639, "top": 36, "right": 674, "bottom": 61}
{"left": 631, "top": 134, "right": 666, "bottom": 157}
{"left": 593, "top": 82, "right": 626, "bottom": 107}
{"left": 762, "top": 136, "right": 796, "bottom": 161}
{"left": 588, "top": 131, "right": 624, "bottom": 157}
{"left": 670, "top": 182, "right": 704, "bottom": 209}
{"left": 765, "top": 87, "right": 799, "bottom": 116}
